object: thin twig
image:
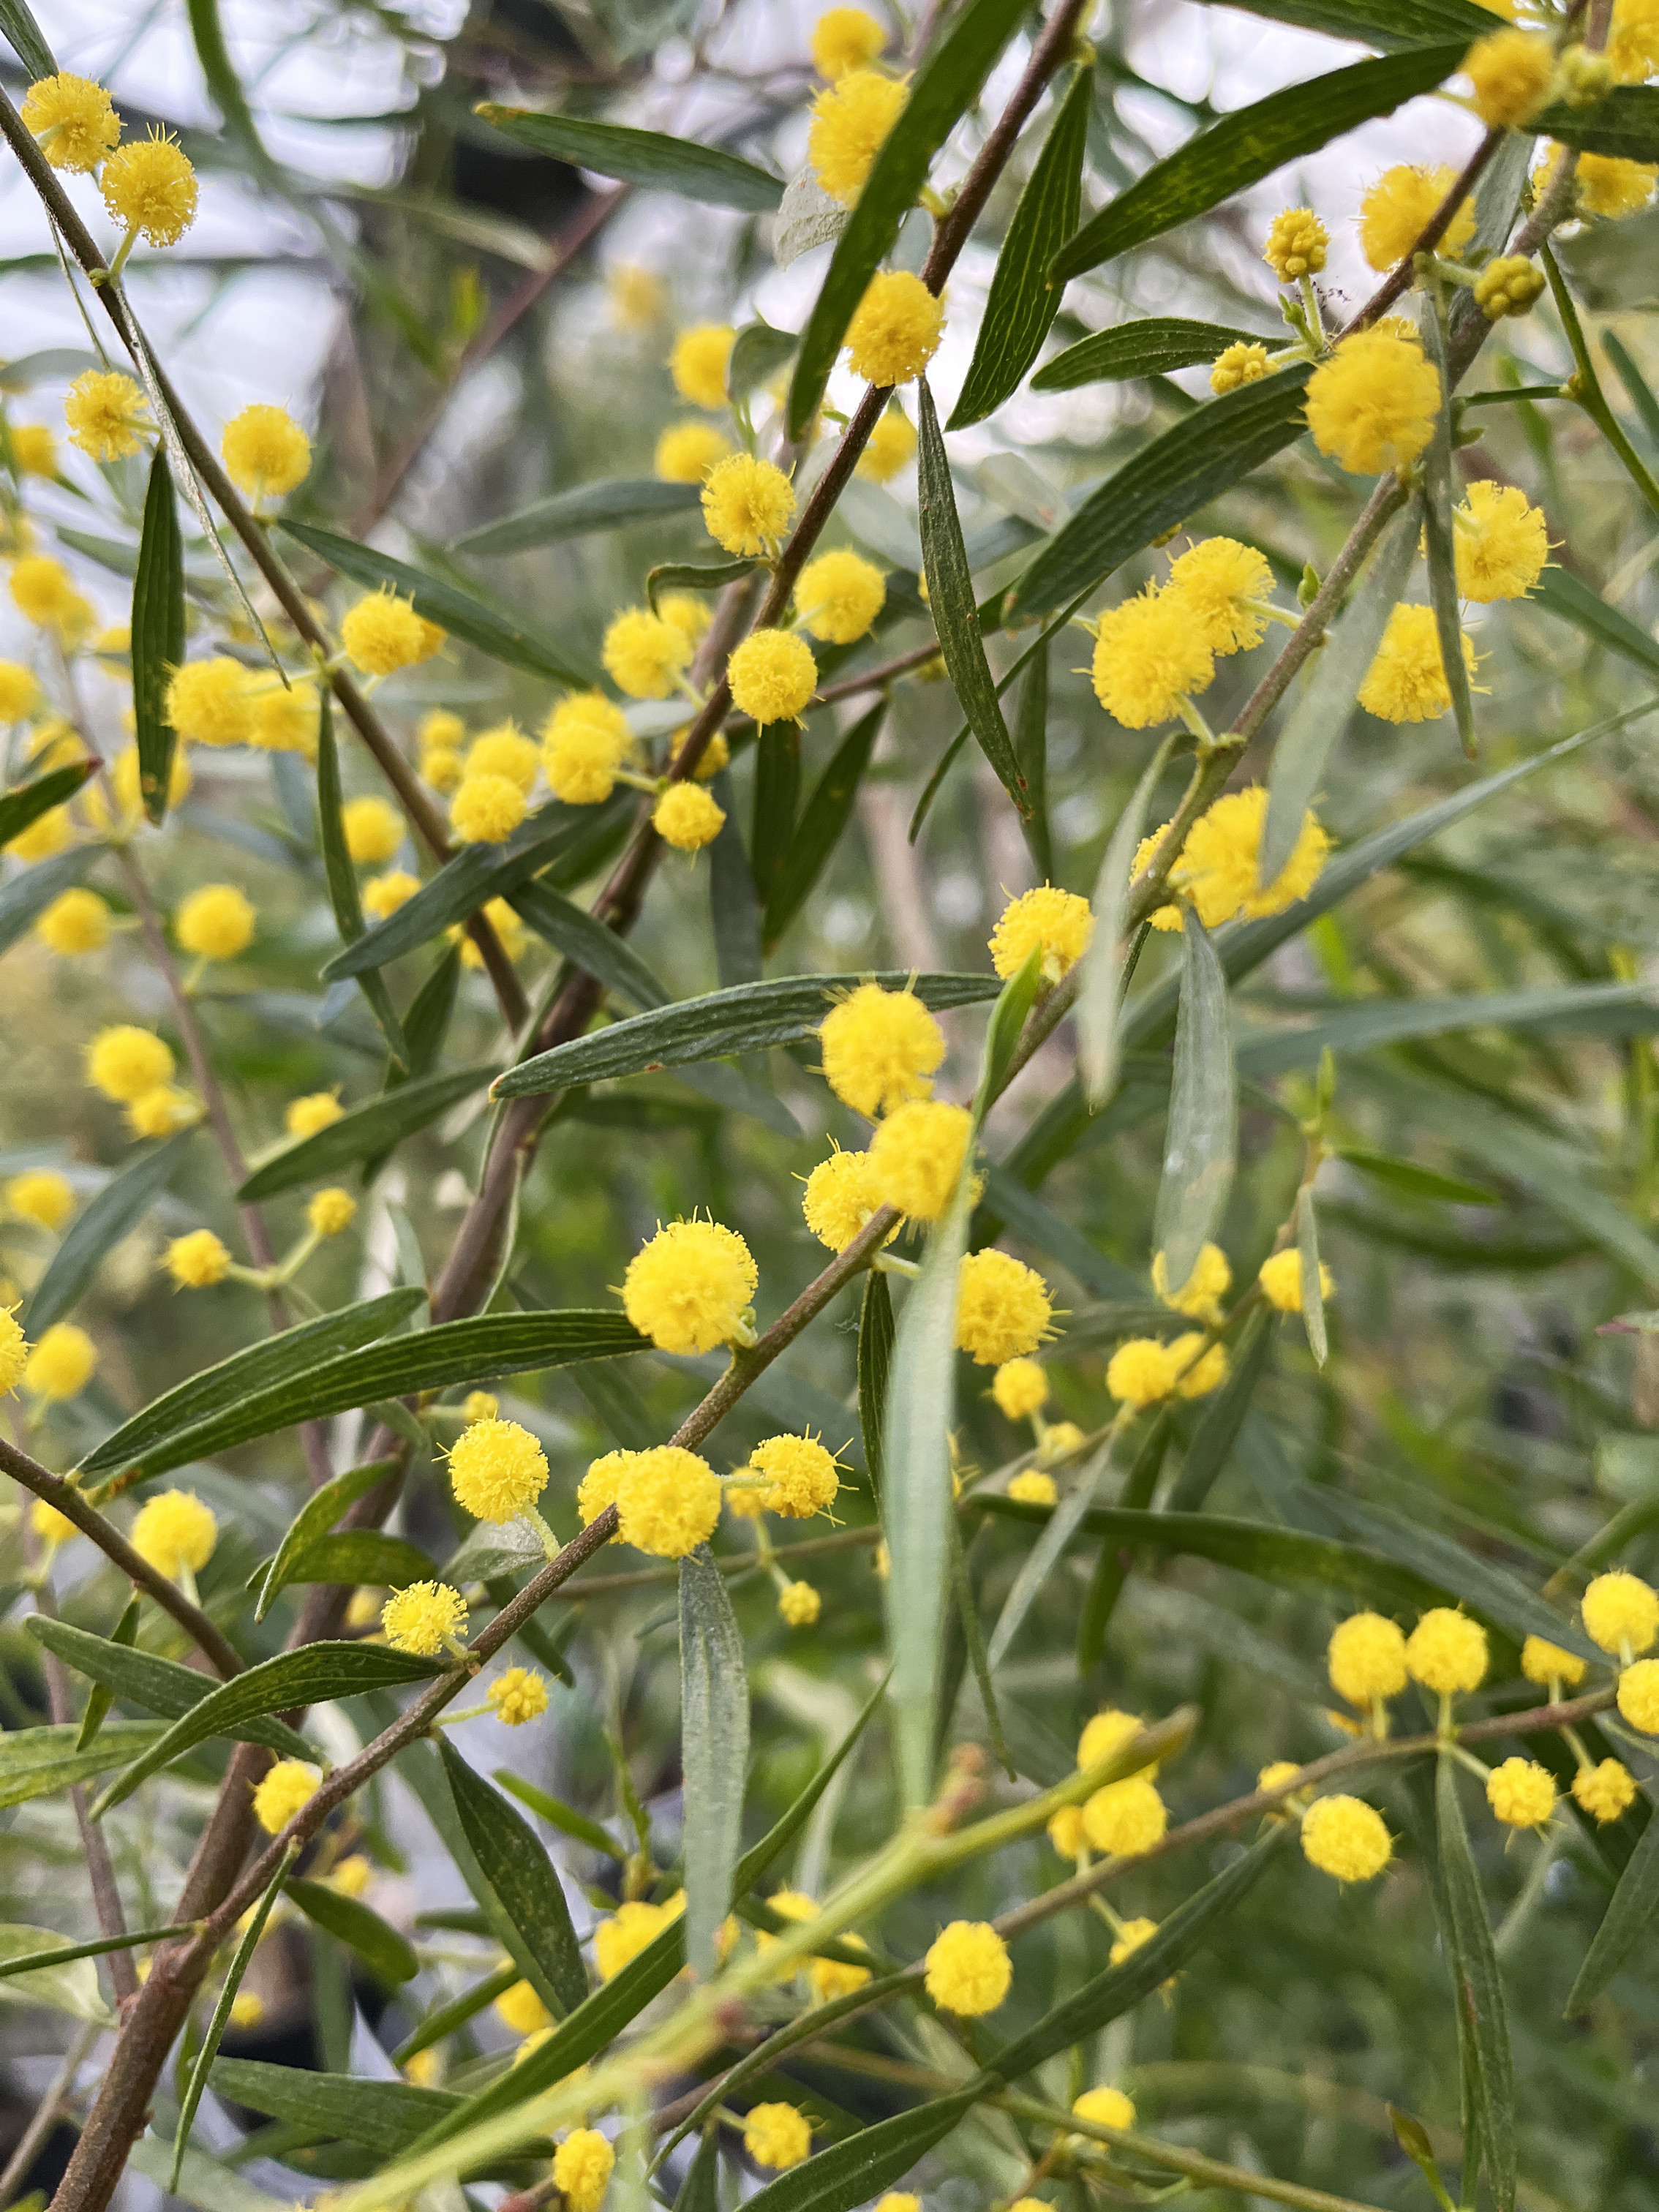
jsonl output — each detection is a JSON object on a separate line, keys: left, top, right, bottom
{"left": 0, "top": 2022, "right": 100, "bottom": 2206}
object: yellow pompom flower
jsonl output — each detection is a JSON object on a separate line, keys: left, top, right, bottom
{"left": 166, "top": 656, "right": 255, "bottom": 747}
{"left": 669, "top": 326, "right": 735, "bottom": 410}
{"left": 1107, "top": 1336, "right": 1179, "bottom": 1407}
{"left": 87, "top": 1025, "right": 174, "bottom": 1102}
{"left": 1611, "top": 0, "right": 1659, "bottom": 80}
{"left": 1620, "top": 1658, "right": 1659, "bottom": 1731}
{"left": 728, "top": 628, "right": 818, "bottom": 723}
{"left": 1109, "top": 1916, "right": 1158, "bottom": 1966}
{"left": 812, "top": 7, "right": 887, "bottom": 77}
{"left": 1167, "top": 1332, "right": 1227, "bottom": 1398}
{"left": 1042, "top": 1418, "right": 1085, "bottom": 1458}
{"left": 176, "top": 883, "right": 255, "bottom": 963}
{"left": 335, "top": 796, "right": 401, "bottom": 865}
{"left": 11, "top": 424, "right": 58, "bottom": 475}
{"left": 465, "top": 723, "right": 541, "bottom": 794}
{"left": 1486, "top": 1756, "right": 1556, "bottom": 1829}
{"left": 749, "top": 1433, "right": 842, "bottom": 1519}
{"left": 1152, "top": 1241, "right": 1231, "bottom": 1324}
{"left": 449, "top": 1418, "right": 550, "bottom": 1523}
{"left": 489, "top": 1666, "right": 549, "bottom": 1726}
{"left": 1473, "top": 254, "right": 1546, "bottom": 319}
{"left": 10, "top": 556, "right": 83, "bottom": 634}
{"left": 1007, "top": 1469, "right": 1057, "bottom": 1505}
{"left": 7, "top": 1170, "right": 75, "bottom": 1232}
{"left": 22, "top": 73, "right": 120, "bottom": 171}
{"left": 1464, "top": 28, "right": 1555, "bottom": 127}
{"left": 543, "top": 693, "right": 633, "bottom": 805}
{"left": 420, "top": 707, "right": 464, "bottom": 753}
{"left": 8, "top": 805, "right": 73, "bottom": 861}
{"left": 1083, "top": 1774, "right": 1167, "bottom": 1856}
{"left": 285, "top": 1091, "right": 343, "bottom": 1139}
{"left": 988, "top": 884, "right": 1093, "bottom": 983}
{"left": 653, "top": 782, "right": 726, "bottom": 851}
{"left": 364, "top": 869, "right": 420, "bottom": 920}
{"left": 1165, "top": 537, "right": 1274, "bottom": 655}
{"left": 845, "top": 270, "right": 944, "bottom": 386}
{"left": 745, "top": 2104, "right": 813, "bottom": 2171}
{"left": 778, "top": 1579, "right": 822, "bottom": 1627}
{"left": 1091, "top": 587, "right": 1215, "bottom": 729}
{"left": 819, "top": 982, "right": 944, "bottom": 1115}
{"left": 165, "top": 1228, "right": 230, "bottom": 1289}
{"left": 802, "top": 1146, "right": 887, "bottom": 1250}
{"left": 381, "top": 1581, "right": 468, "bottom": 1655}
{"left": 702, "top": 454, "right": 797, "bottom": 557}
{"left": 858, "top": 407, "right": 916, "bottom": 481}
{"left": 795, "top": 549, "right": 887, "bottom": 644}
{"left": 622, "top": 1218, "right": 756, "bottom": 1353}
{"left": 1358, "top": 603, "right": 1477, "bottom": 724}
{"left": 340, "top": 590, "right": 438, "bottom": 677}
{"left": 100, "top": 130, "right": 198, "bottom": 244}
{"left": 1263, "top": 208, "right": 1328, "bottom": 282}
{"left": 421, "top": 745, "right": 464, "bottom": 793}
{"left": 1521, "top": 1635, "right": 1586, "bottom": 1688}
{"left": 1563, "top": 147, "right": 1658, "bottom": 218}
{"left": 1047, "top": 1804, "right": 1084, "bottom": 1859}
{"left": 1582, "top": 1568, "right": 1659, "bottom": 1655}
{"left": 1257, "top": 1248, "right": 1331, "bottom": 1313}
{"left": 0, "top": 662, "right": 40, "bottom": 721}
{"left": 1574, "top": 1758, "right": 1637, "bottom": 1821}
{"left": 614, "top": 1445, "right": 723, "bottom": 1557}
{"left": 594, "top": 1898, "right": 668, "bottom": 1980}
{"left": 1078, "top": 1709, "right": 1142, "bottom": 1769}
{"left": 451, "top": 772, "right": 527, "bottom": 845}
{"left": 64, "top": 369, "right": 150, "bottom": 462}
{"left": 1328, "top": 1613, "right": 1408, "bottom": 1708}
{"left": 655, "top": 421, "right": 732, "bottom": 482}
{"left": 1209, "top": 341, "right": 1271, "bottom": 396}
{"left": 1453, "top": 480, "right": 1547, "bottom": 602}
{"left": 305, "top": 1189, "right": 356, "bottom": 1240}
{"left": 992, "top": 1355, "right": 1048, "bottom": 1421}
{"left": 1405, "top": 1607, "right": 1488, "bottom": 1694}
{"left": 247, "top": 678, "right": 320, "bottom": 756}
{"left": 496, "top": 1979, "right": 552, "bottom": 2036}
{"left": 0, "top": 1309, "right": 28, "bottom": 1398}
{"left": 603, "top": 606, "right": 692, "bottom": 699}
{"left": 1358, "top": 164, "right": 1475, "bottom": 271}
{"left": 36, "top": 889, "right": 110, "bottom": 957}
{"left": 1139, "top": 786, "right": 1329, "bottom": 935}
{"left": 809, "top": 69, "right": 907, "bottom": 203}
{"left": 955, "top": 1248, "right": 1053, "bottom": 1366}
{"left": 1073, "top": 2088, "right": 1135, "bottom": 2134}
{"left": 132, "top": 1486, "right": 217, "bottom": 1574}
{"left": 252, "top": 1758, "right": 320, "bottom": 1836}
{"left": 553, "top": 2129, "right": 614, "bottom": 2212}
{"left": 868, "top": 1097, "right": 973, "bottom": 1222}
{"left": 1305, "top": 329, "right": 1441, "bottom": 476}
{"left": 1301, "top": 1794, "right": 1392, "bottom": 1881}
{"left": 126, "top": 1085, "right": 198, "bottom": 1139}
{"left": 25, "top": 1321, "right": 97, "bottom": 1402}
{"left": 221, "top": 404, "right": 311, "bottom": 498}
{"left": 609, "top": 262, "right": 663, "bottom": 331}
{"left": 923, "top": 1920, "right": 1011, "bottom": 2014}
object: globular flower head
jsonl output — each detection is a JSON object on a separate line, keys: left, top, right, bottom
{"left": 127, "top": 1085, "right": 200, "bottom": 1139}
{"left": 496, "top": 1979, "right": 552, "bottom": 2036}
{"left": 1072, "top": 2088, "right": 1135, "bottom": 2134}
{"left": 1358, "top": 603, "right": 1478, "bottom": 724}
{"left": 249, "top": 678, "right": 321, "bottom": 756}
{"left": 614, "top": 1446, "right": 723, "bottom": 1557}
{"left": 1047, "top": 1804, "right": 1084, "bottom": 1859}
{"left": 809, "top": 70, "right": 907, "bottom": 204}
{"left": 1453, "top": 481, "right": 1548, "bottom": 602}
{"left": 10, "top": 555, "right": 88, "bottom": 636}
{"left": 1257, "top": 1248, "right": 1331, "bottom": 1313}
{"left": 744, "top": 2103, "right": 813, "bottom": 2171}
{"left": 286, "top": 1091, "right": 343, "bottom": 1138}
{"left": 132, "top": 1486, "right": 217, "bottom": 1574}
{"left": 778, "top": 1579, "right": 821, "bottom": 1627}
{"left": 451, "top": 772, "right": 527, "bottom": 845}
{"left": 166, "top": 656, "right": 255, "bottom": 747}
{"left": 1560, "top": 148, "right": 1658, "bottom": 219}
{"left": 1007, "top": 1469, "right": 1056, "bottom": 1505}
{"left": 795, "top": 549, "right": 887, "bottom": 644}
{"left": 1106, "top": 1336, "right": 1178, "bottom": 1407}
{"left": 1152, "top": 1241, "right": 1231, "bottom": 1324}
{"left": 1138, "top": 786, "right": 1329, "bottom": 935}
{"left": 222, "top": 404, "right": 311, "bottom": 497}
{"left": 37, "top": 889, "right": 110, "bottom": 957}
{"left": 7, "top": 1170, "right": 75, "bottom": 1232}
{"left": 165, "top": 1228, "right": 230, "bottom": 1289}
{"left": 1465, "top": 28, "right": 1555, "bottom": 127}
{"left": 64, "top": 369, "right": 150, "bottom": 462}
{"left": 749, "top": 1433, "right": 842, "bottom": 1519}
{"left": 654, "top": 781, "right": 726, "bottom": 852}
{"left": 923, "top": 1920, "right": 1011, "bottom": 2014}
{"left": 466, "top": 722, "right": 541, "bottom": 794}
{"left": 382, "top": 1580, "right": 468, "bottom": 1655}
{"left": 87, "top": 1025, "right": 174, "bottom": 1102}
{"left": 1582, "top": 1568, "right": 1659, "bottom": 1655}
{"left": 622, "top": 1218, "right": 757, "bottom": 1354}
{"left": 1610, "top": 0, "right": 1659, "bottom": 81}
{"left": 1168, "top": 1333, "right": 1227, "bottom": 1398}
{"left": 594, "top": 1897, "right": 669, "bottom": 1980}
{"left": 489, "top": 1666, "right": 549, "bottom": 1726}
{"left": 819, "top": 982, "right": 944, "bottom": 1116}
{"left": 252, "top": 1758, "right": 320, "bottom": 1836}
{"left": 1328, "top": 1612, "right": 1407, "bottom": 1707}
{"left": 1620, "top": 1658, "right": 1659, "bottom": 1732}
{"left": 655, "top": 421, "right": 732, "bottom": 483}
{"left": 1486, "top": 1756, "right": 1556, "bottom": 1829}
{"left": 1209, "top": 341, "right": 1271, "bottom": 396}
{"left": 449, "top": 1418, "right": 549, "bottom": 1524}
{"left": 1406, "top": 1607, "right": 1488, "bottom": 1694}
{"left": 340, "top": 590, "right": 440, "bottom": 677}
{"left": 812, "top": 7, "right": 887, "bottom": 78}
{"left": 1263, "top": 207, "right": 1327, "bottom": 282}
{"left": 1304, "top": 330, "right": 1441, "bottom": 475}
{"left": 802, "top": 1146, "right": 888, "bottom": 1251}
{"left": 1165, "top": 536, "right": 1274, "bottom": 655}
{"left": 1574, "top": 1757, "right": 1638, "bottom": 1821}
{"left": 176, "top": 883, "right": 255, "bottom": 963}
{"left": 0, "top": 661, "right": 40, "bottom": 722}
{"left": 727, "top": 628, "right": 818, "bottom": 724}
{"left": 669, "top": 325, "right": 736, "bottom": 410}
{"left": 307, "top": 1187, "right": 358, "bottom": 1238}
{"left": 603, "top": 606, "right": 691, "bottom": 699}
{"left": 341, "top": 796, "right": 404, "bottom": 865}
{"left": 845, "top": 269, "right": 944, "bottom": 386}
{"left": 100, "top": 131, "right": 198, "bottom": 246}
{"left": 1520, "top": 1634, "right": 1586, "bottom": 1688}
{"left": 1082, "top": 1775, "right": 1167, "bottom": 1856}
{"left": 553, "top": 2129, "right": 614, "bottom": 2212}
{"left": 858, "top": 407, "right": 916, "bottom": 482}
{"left": 1358, "top": 164, "right": 1475, "bottom": 271}
{"left": 702, "top": 454, "right": 797, "bottom": 557}
{"left": 543, "top": 692, "right": 633, "bottom": 805}
{"left": 955, "top": 1248, "right": 1053, "bottom": 1366}
{"left": 988, "top": 884, "right": 1093, "bottom": 983}
{"left": 992, "top": 1355, "right": 1048, "bottom": 1421}
{"left": 22, "top": 73, "right": 120, "bottom": 171}
{"left": 869, "top": 1097, "right": 974, "bottom": 1222}
{"left": 1474, "top": 254, "right": 1546, "bottom": 320}
{"left": 0, "top": 1309, "right": 26, "bottom": 1398}
{"left": 1301, "top": 1794, "right": 1392, "bottom": 1881}
{"left": 1091, "top": 586, "right": 1215, "bottom": 729}
{"left": 1077, "top": 1708, "right": 1142, "bottom": 1769}
{"left": 11, "top": 424, "right": 58, "bottom": 476}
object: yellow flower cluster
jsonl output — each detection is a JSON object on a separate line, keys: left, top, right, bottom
{"left": 702, "top": 454, "right": 795, "bottom": 557}
{"left": 544, "top": 693, "right": 634, "bottom": 805}
{"left": 6, "top": 1170, "right": 75, "bottom": 1232}
{"left": 1136, "top": 786, "right": 1329, "bottom": 935}
{"left": 381, "top": 1581, "right": 468, "bottom": 1655}
{"left": 845, "top": 271, "right": 945, "bottom": 388}
{"left": 988, "top": 884, "right": 1093, "bottom": 982}
{"left": 922, "top": 1919, "right": 1011, "bottom": 2014}
{"left": 165, "top": 1229, "right": 230, "bottom": 1289}
{"left": 489, "top": 1667, "right": 550, "bottom": 1726}
{"left": 1358, "top": 164, "right": 1474, "bottom": 272}
{"left": 252, "top": 1758, "right": 321, "bottom": 1837}
{"left": 64, "top": 370, "right": 150, "bottom": 462}
{"left": 1304, "top": 329, "right": 1441, "bottom": 476}
{"left": 581, "top": 1445, "right": 723, "bottom": 1558}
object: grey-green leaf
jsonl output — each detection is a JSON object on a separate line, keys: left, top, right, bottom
{"left": 1333, "top": 1146, "right": 1500, "bottom": 1206}
{"left": 729, "top": 316, "right": 800, "bottom": 399}
{"left": 452, "top": 479, "right": 700, "bottom": 559}
{"left": 27, "top": 1129, "right": 195, "bottom": 1334}
{"left": 1532, "top": 563, "right": 1659, "bottom": 680}
{"left": 1077, "top": 733, "right": 1175, "bottom": 1107}
{"left": 1154, "top": 908, "right": 1235, "bottom": 1293}
{"left": 282, "top": 1530, "right": 437, "bottom": 1592}
{"left": 858, "top": 1269, "right": 895, "bottom": 1502}
{"left": 763, "top": 701, "right": 885, "bottom": 952}
{"left": 287, "top": 1876, "right": 419, "bottom": 1983}
{"left": 0, "top": 845, "right": 97, "bottom": 958}
{"left": 316, "top": 691, "right": 406, "bottom": 1064}
{"left": 508, "top": 879, "right": 668, "bottom": 1009}
{"left": 739, "top": 2091, "right": 980, "bottom": 2212}
{"left": 0, "top": 0, "right": 53, "bottom": 78}
{"left": 1435, "top": 1753, "right": 1516, "bottom": 2212}
{"left": 1190, "top": 0, "right": 1495, "bottom": 45}
{"left": 0, "top": 759, "right": 97, "bottom": 859}
{"left": 255, "top": 1458, "right": 399, "bottom": 1621}
{"left": 236, "top": 1065, "right": 497, "bottom": 1201}
{"left": 26, "top": 1617, "right": 312, "bottom": 1757}
{"left": 132, "top": 440, "right": 185, "bottom": 827}
{"left": 1565, "top": 1802, "right": 1659, "bottom": 2014}
{"left": 0, "top": 1721, "right": 165, "bottom": 1813}
{"left": 1296, "top": 1189, "right": 1328, "bottom": 1367}
{"left": 1535, "top": 86, "right": 1659, "bottom": 163}
{"left": 679, "top": 1545, "right": 750, "bottom": 1978}
{"left": 647, "top": 557, "right": 763, "bottom": 612}
{"left": 1032, "top": 317, "right": 1267, "bottom": 392}
{"left": 172, "top": 1846, "right": 291, "bottom": 2190}
{"left": 437, "top": 1738, "right": 593, "bottom": 2015}
{"left": 475, "top": 105, "right": 783, "bottom": 211}
{"left": 209, "top": 2059, "right": 459, "bottom": 2157}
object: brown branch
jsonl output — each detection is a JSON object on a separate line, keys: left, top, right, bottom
{"left": 1339, "top": 126, "right": 1505, "bottom": 340}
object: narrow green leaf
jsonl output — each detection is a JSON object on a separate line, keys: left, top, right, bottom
{"left": 679, "top": 1545, "right": 750, "bottom": 1978}
{"left": 1032, "top": 316, "right": 1265, "bottom": 392}
{"left": 255, "top": 1458, "right": 398, "bottom": 1622}
{"left": 0, "top": 0, "right": 54, "bottom": 78}
{"left": 647, "top": 557, "right": 762, "bottom": 612}
{"left": 0, "top": 1922, "right": 178, "bottom": 1985}
{"left": 315, "top": 693, "right": 406, "bottom": 1065}
{"left": 674, "top": 2128, "right": 719, "bottom": 2212}
{"left": 1532, "top": 563, "right": 1659, "bottom": 680}
{"left": 1333, "top": 1146, "right": 1500, "bottom": 1206}
{"left": 0, "top": 347, "right": 98, "bottom": 393}
{"left": 1155, "top": 909, "right": 1235, "bottom": 1293}
{"left": 27, "top": 1129, "right": 195, "bottom": 1334}
{"left": 185, "top": 0, "right": 275, "bottom": 170}
{"left": 1078, "top": 1413, "right": 1170, "bottom": 1668}
{"left": 1191, "top": 0, "right": 1495, "bottom": 42}
{"left": 977, "top": 945, "right": 1045, "bottom": 1116}
{"left": 1055, "top": 46, "right": 1467, "bottom": 283}
{"left": 1436, "top": 1753, "right": 1516, "bottom": 2212}
{"left": 173, "top": 1846, "right": 292, "bottom": 2190}
{"left": 452, "top": 478, "right": 699, "bottom": 559}
{"left": 763, "top": 701, "right": 885, "bottom": 950}
{"left": 75, "top": 1595, "right": 140, "bottom": 1751}
{"left": 1535, "top": 85, "right": 1659, "bottom": 162}
{"left": 475, "top": 106, "right": 783, "bottom": 210}
{"left": 282, "top": 1530, "right": 436, "bottom": 1592}
{"left": 708, "top": 767, "right": 762, "bottom": 987}
{"left": 0, "top": 1922, "right": 110, "bottom": 2023}
{"left": 0, "top": 844, "right": 95, "bottom": 956}
{"left": 917, "top": 378, "right": 1028, "bottom": 813}
{"left": 209, "top": 2058, "right": 459, "bottom": 2157}
{"left": 987, "top": 1429, "right": 1119, "bottom": 1670}
{"left": 280, "top": 520, "right": 592, "bottom": 689}
{"left": 1236, "top": 978, "right": 1659, "bottom": 1080}
{"left": 857, "top": 1269, "right": 895, "bottom": 1503}
{"left": 0, "top": 1720, "right": 165, "bottom": 1812}
{"left": 508, "top": 879, "right": 669, "bottom": 1009}
{"left": 1418, "top": 303, "right": 1475, "bottom": 756}
{"left": 729, "top": 316, "right": 799, "bottom": 397}
{"left": 1296, "top": 1190, "right": 1328, "bottom": 1366}
{"left": 1005, "top": 366, "right": 1313, "bottom": 621}
{"left": 949, "top": 64, "right": 1092, "bottom": 429}
{"left": 236, "top": 1065, "right": 497, "bottom": 1202}
{"left": 1166, "top": 1307, "right": 1274, "bottom": 1513}
{"left": 1603, "top": 328, "right": 1659, "bottom": 448}
{"left": 131, "top": 443, "right": 186, "bottom": 827}
{"left": 1014, "top": 642, "right": 1052, "bottom": 880}
{"left": 787, "top": 0, "right": 1029, "bottom": 437}
{"left": 26, "top": 1617, "right": 313, "bottom": 1756}
{"left": 739, "top": 2091, "right": 980, "bottom": 2212}
{"left": 0, "top": 759, "right": 97, "bottom": 854}
{"left": 1077, "top": 733, "right": 1176, "bottom": 1107}
{"left": 1566, "top": 1801, "right": 1659, "bottom": 2014}
{"left": 751, "top": 724, "right": 802, "bottom": 907}
{"left": 438, "top": 1738, "right": 587, "bottom": 2015}
{"left": 495, "top": 1772, "right": 617, "bottom": 1859}
{"left": 288, "top": 1876, "right": 419, "bottom": 1984}
{"left": 393, "top": 1959, "right": 519, "bottom": 2066}
{"left": 494, "top": 970, "right": 1000, "bottom": 1099}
